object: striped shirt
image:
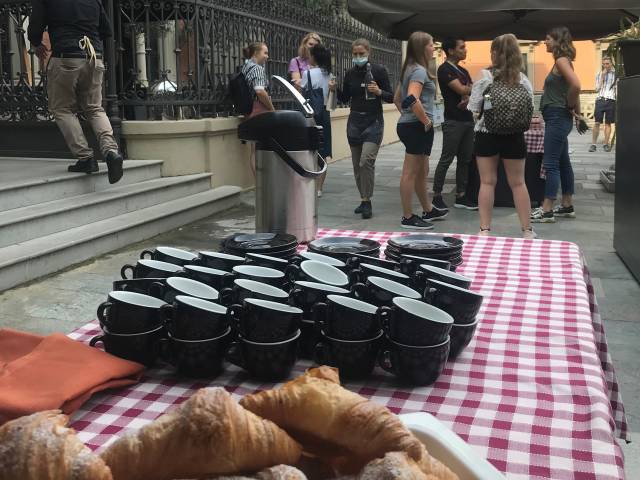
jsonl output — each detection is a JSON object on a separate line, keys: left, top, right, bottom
{"left": 595, "top": 69, "right": 616, "bottom": 100}
{"left": 241, "top": 59, "right": 268, "bottom": 99}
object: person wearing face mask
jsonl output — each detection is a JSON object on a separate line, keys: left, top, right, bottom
{"left": 289, "top": 32, "right": 321, "bottom": 91}
{"left": 338, "top": 38, "right": 394, "bottom": 219}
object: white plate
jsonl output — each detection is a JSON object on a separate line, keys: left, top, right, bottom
{"left": 400, "top": 412, "right": 505, "bottom": 480}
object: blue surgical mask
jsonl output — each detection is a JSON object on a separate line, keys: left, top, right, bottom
{"left": 352, "top": 57, "right": 368, "bottom": 67}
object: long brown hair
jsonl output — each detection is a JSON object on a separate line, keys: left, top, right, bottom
{"left": 400, "top": 31, "right": 435, "bottom": 81}
{"left": 547, "top": 26, "right": 576, "bottom": 61}
{"left": 490, "top": 34, "right": 523, "bottom": 85}
{"left": 298, "top": 32, "right": 322, "bottom": 59}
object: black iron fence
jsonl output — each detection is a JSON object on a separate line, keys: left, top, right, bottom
{"left": 0, "top": 0, "right": 401, "bottom": 123}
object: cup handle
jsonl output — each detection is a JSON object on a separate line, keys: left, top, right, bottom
{"left": 96, "top": 301, "right": 111, "bottom": 323}
{"left": 377, "top": 349, "right": 394, "bottom": 374}
{"left": 157, "top": 337, "right": 172, "bottom": 365}
{"left": 347, "top": 268, "right": 363, "bottom": 285}
{"left": 159, "top": 304, "right": 174, "bottom": 327}
{"left": 350, "top": 282, "right": 367, "bottom": 300}
{"left": 228, "top": 303, "right": 243, "bottom": 333}
{"left": 219, "top": 287, "right": 234, "bottom": 306}
{"left": 89, "top": 335, "right": 105, "bottom": 348}
{"left": 226, "top": 342, "right": 245, "bottom": 368}
{"left": 140, "top": 249, "right": 154, "bottom": 260}
{"left": 149, "top": 281, "right": 166, "bottom": 299}
{"left": 377, "top": 306, "right": 393, "bottom": 333}
{"left": 423, "top": 280, "right": 439, "bottom": 304}
{"left": 314, "top": 341, "right": 328, "bottom": 365}
{"left": 284, "top": 264, "right": 301, "bottom": 283}
{"left": 311, "top": 302, "right": 327, "bottom": 334}
{"left": 399, "top": 258, "right": 413, "bottom": 275}
{"left": 288, "top": 255, "right": 303, "bottom": 266}
{"left": 120, "top": 264, "right": 134, "bottom": 280}
{"left": 289, "top": 287, "right": 303, "bottom": 307}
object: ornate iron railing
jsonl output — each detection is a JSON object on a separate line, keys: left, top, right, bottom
{"left": 0, "top": 0, "right": 401, "bottom": 123}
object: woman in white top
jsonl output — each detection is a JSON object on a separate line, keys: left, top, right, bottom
{"left": 467, "top": 34, "right": 535, "bottom": 239}
{"left": 300, "top": 43, "right": 336, "bottom": 196}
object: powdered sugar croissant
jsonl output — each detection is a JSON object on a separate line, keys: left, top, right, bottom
{"left": 0, "top": 410, "right": 112, "bottom": 480}
{"left": 101, "top": 387, "right": 302, "bottom": 480}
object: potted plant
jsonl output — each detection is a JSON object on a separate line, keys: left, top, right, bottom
{"left": 605, "top": 18, "right": 640, "bottom": 77}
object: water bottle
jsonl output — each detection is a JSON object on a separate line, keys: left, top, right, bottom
{"left": 365, "top": 63, "right": 375, "bottom": 100}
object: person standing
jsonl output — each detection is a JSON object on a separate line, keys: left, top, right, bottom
{"left": 394, "top": 31, "right": 448, "bottom": 230}
{"left": 289, "top": 32, "right": 321, "bottom": 91}
{"left": 300, "top": 44, "right": 336, "bottom": 197}
{"left": 28, "top": 0, "right": 124, "bottom": 184}
{"left": 531, "top": 26, "right": 583, "bottom": 223}
{"left": 432, "top": 38, "right": 477, "bottom": 211}
{"left": 467, "top": 34, "right": 535, "bottom": 239}
{"left": 339, "top": 38, "right": 394, "bottom": 219}
{"left": 590, "top": 56, "right": 616, "bottom": 152}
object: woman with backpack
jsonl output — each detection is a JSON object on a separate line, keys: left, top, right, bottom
{"left": 467, "top": 34, "right": 536, "bottom": 239}
{"left": 241, "top": 42, "right": 274, "bottom": 175}
{"left": 289, "top": 32, "right": 321, "bottom": 91}
{"left": 530, "top": 26, "right": 583, "bottom": 224}
{"left": 394, "top": 31, "right": 447, "bottom": 230}
{"left": 300, "top": 43, "right": 336, "bottom": 197}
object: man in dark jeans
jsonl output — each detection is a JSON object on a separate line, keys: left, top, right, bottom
{"left": 432, "top": 38, "right": 477, "bottom": 211}
{"left": 28, "top": 0, "right": 124, "bottom": 184}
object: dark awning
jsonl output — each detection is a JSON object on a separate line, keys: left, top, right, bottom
{"left": 347, "top": 0, "right": 640, "bottom": 40}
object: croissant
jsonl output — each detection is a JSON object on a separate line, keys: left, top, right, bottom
{"left": 0, "top": 410, "right": 112, "bottom": 480}
{"left": 239, "top": 367, "right": 422, "bottom": 464}
{"left": 101, "top": 387, "right": 302, "bottom": 480}
{"left": 214, "top": 465, "right": 308, "bottom": 479}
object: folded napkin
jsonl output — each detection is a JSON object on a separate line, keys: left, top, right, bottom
{"left": 0, "top": 328, "right": 144, "bottom": 424}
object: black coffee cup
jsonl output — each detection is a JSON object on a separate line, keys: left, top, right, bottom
{"left": 289, "top": 281, "right": 351, "bottom": 316}
{"left": 160, "top": 295, "right": 230, "bottom": 340}
{"left": 378, "top": 336, "right": 450, "bottom": 386}
{"left": 197, "top": 251, "right": 245, "bottom": 270}
{"left": 313, "top": 294, "right": 383, "bottom": 340}
{"left": 112, "top": 278, "right": 165, "bottom": 298}
{"left": 315, "top": 330, "right": 383, "bottom": 380}
{"left": 140, "top": 246, "right": 198, "bottom": 266}
{"left": 227, "top": 330, "right": 300, "bottom": 381}
{"left": 290, "top": 251, "right": 347, "bottom": 270}
{"left": 414, "top": 265, "right": 472, "bottom": 290}
{"left": 449, "top": 318, "right": 480, "bottom": 360}
{"left": 97, "top": 291, "right": 167, "bottom": 334}
{"left": 244, "top": 253, "right": 291, "bottom": 271}
{"left": 399, "top": 254, "right": 452, "bottom": 276}
{"left": 423, "top": 279, "right": 483, "bottom": 325}
{"left": 183, "top": 264, "right": 235, "bottom": 290}
{"left": 219, "top": 279, "right": 289, "bottom": 307}
{"left": 89, "top": 324, "right": 165, "bottom": 367}
{"left": 232, "top": 265, "right": 287, "bottom": 288}
{"left": 159, "top": 327, "right": 233, "bottom": 378}
{"left": 151, "top": 276, "right": 219, "bottom": 303}
{"left": 120, "top": 259, "right": 184, "bottom": 280}
{"left": 285, "top": 260, "right": 350, "bottom": 288}
{"left": 381, "top": 297, "right": 453, "bottom": 346}
{"left": 228, "top": 298, "right": 302, "bottom": 343}
{"left": 345, "top": 253, "right": 400, "bottom": 272}
{"left": 299, "top": 319, "right": 320, "bottom": 360}
{"left": 352, "top": 276, "right": 421, "bottom": 307}
{"left": 349, "top": 263, "right": 411, "bottom": 285}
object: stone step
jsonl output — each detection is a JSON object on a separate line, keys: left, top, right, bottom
{"left": 0, "top": 173, "right": 213, "bottom": 248}
{"left": 0, "top": 159, "right": 164, "bottom": 210}
{"left": 0, "top": 186, "right": 242, "bottom": 292}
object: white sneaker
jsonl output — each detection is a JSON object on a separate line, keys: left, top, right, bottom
{"left": 523, "top": 228, "right": 537, "bottom": 239}
{"left": 317, "top": 190, "right": 322, "bottom": 198}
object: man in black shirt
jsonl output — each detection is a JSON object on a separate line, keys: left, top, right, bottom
{"left": 432, "top": 38, "right": 477, "bottom": 211}
{"left": 28, "top": 0, "right": 123, "bottom": 184}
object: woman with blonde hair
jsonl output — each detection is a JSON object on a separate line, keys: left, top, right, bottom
{"left": 531, "top": 26, "right": 583, "bottom": 223}
{"left": 467, "top": 34, "right": 535, "bottom": 238}
{"left": 289, "top": 32, "right": 321, "bottom": 90}
{"left": 394, "top": 31, "right": 447, "bottom": 229}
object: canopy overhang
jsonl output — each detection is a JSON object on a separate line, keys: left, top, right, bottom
{"left": 347, "top": 0, "right": 640, "bottom": 40}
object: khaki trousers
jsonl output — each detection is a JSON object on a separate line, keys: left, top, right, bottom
{"left": 350, "top": 142, "right": 379, "bottom": 200}
{"left": 47, "top": 57, "right": 118, "bottom": 160}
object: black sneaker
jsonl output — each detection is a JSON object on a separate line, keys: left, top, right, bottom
{"left": 68, "top": 158, "right": 98, "bottom": 174}
{"left": 552, "top": 204, "right": 576, "bottom": 218}
{"left": 354, "top": 202, "right": 365, "bottom": 214}
{"left": 422, "top": 208, "right": 448, "bottom": 221}
{"left": 361, "top": 201, "right": 372, "bottom": 219}
{"left": 603, "top": 144, "right": 612, "bottom": 152}
{"left": 454, "top": 195, "right": 478, "bottom": 210}
{"left": 588, "top": 144, "right": 597, "bottom": 152}
{"left": 530, "top": 207, "right": 556, "bottom": 223}
{"left": 432, "top": 195, "right": 449, "bottom": 211}
{"left": 401, "top": 215, "right": 434, "bottom": 230}
{"left": 105, "top": 150, "right": 124, "bottom": 184}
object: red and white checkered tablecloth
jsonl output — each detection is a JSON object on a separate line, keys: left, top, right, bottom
{"left": 524, "top": 123, "right": 545, "bottom": 154}
{"left": 67, "top": 229, "right": 628, "bottom": 480}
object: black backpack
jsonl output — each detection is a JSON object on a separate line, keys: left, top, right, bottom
{"left": 303, "top": 69, "right": 325, "bottom": 123}
{"left": 480, "top": 71, "right": 533, "bottom": 135}
{"left": 229, "top": 65, "right": 256, "bottom": 115}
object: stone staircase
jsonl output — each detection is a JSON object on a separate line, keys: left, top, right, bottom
{"left": 0, "top": 158, "right": 242, "bottom": 291}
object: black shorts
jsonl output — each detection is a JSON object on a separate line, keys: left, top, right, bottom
{"left": 397, "top": 121, "right": 435, "bottom": 155}
{"left": 474, "top": 132, "right": 526, "bottom": 160}
{"left": 594, "top": 98, "right": 616, "bottom": 124}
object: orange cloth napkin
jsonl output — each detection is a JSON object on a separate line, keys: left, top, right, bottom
{"left": 0, "top": 328, "right": 144, "bottom": 424}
